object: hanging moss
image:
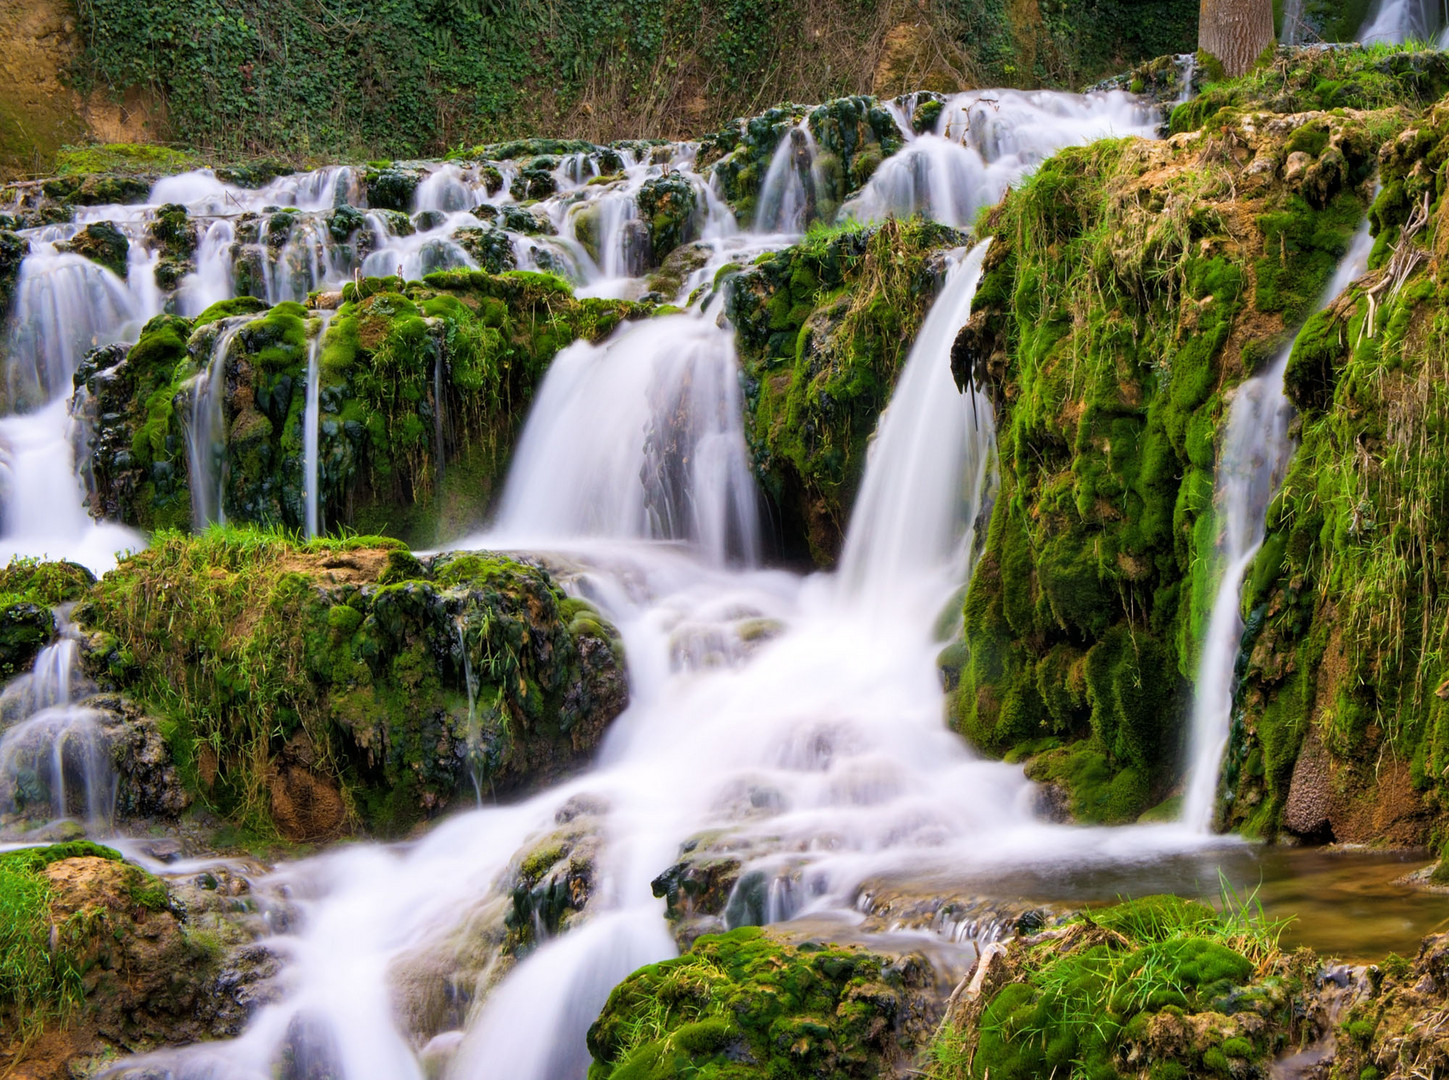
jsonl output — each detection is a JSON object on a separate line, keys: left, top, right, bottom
{"left": 949, "top": 105, "right": 1378, "bottom": 819}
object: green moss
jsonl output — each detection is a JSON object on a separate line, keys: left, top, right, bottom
{"left": 52, "top": 143, "right": 198, "bottom": 177}
{"left": 930, "top": 896, "right": 1285, "bottom": 1080}
{"left": 587, "top": 927, "right": 929, "bottom": 1080}
{"left": 76, "top": 529, "right": 625, "bottom": 838}
{"left": 57, "top": 221, "right": 129, "bottom": 278}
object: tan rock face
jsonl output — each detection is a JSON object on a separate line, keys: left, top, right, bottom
{"left": 0, "top": 0, "right": 159, "bottom": 180}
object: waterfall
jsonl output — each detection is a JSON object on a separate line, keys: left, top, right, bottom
{"left": 755, "top": 121, "right": 820, "bottom": 234}
{"left": 844, "top": 89, "right": 1160, "bottom": 227}
{"left": 304, "top": 312, "right": 334, "bottom": 540}
{"left": 490, "top": 314, "right": 762, "bottom": 566}
{"left": 1181, "top": 221, "right": 1376, "bottom": 831}
{"left": 187, "top": 323, "right": 244, "bottom": 529}
{"left": 1359, "top": 0, "right": 1442, "bottom": 42}
{"left": 0, "top": 617, "right": 115, "bottom": 830}
{"left": 837, "top": 242, "right": 995, "bottom": 612}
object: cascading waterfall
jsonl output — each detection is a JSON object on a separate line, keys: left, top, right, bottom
{"left": 0, "top": 84, "right": 1298, "bottom": 1080}
{"left": 187, "top": 323, "right": 244, "bottom": 530}
{"left": 836, "top": 242, "right": 995, "bottom": 612}
{"left": 1181, "top": 221, "right": 1377, "bottom": 831}
{"left": 845, "top": 89, "right": 1160, "bottom": 227}
{"left": 0, "top": 616, "right": 114, "bottom": 830}
{"left": 1358, "top": 0, "right": 1443, "bottom": 43}
{"left": 303, "top": 312, "right": 335, "bottom": 540}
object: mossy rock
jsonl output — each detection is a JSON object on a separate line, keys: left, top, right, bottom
{"left": 57, "top": 221, "right": 129, "bottom": 278}
{"left": 587, "top": 926, "right": 938, "bottom": 1080}
{"left": 76, "top": 531, "right": 629, "bottom": 838}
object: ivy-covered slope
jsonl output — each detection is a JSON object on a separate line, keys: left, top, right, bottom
{"left": 948, "top": 68, "right": 1394, "bottom": 824}
{"left": 18, "top": 0, "right": 1198, "bottom": 175}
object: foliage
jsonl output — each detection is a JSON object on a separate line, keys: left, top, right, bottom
{"left": 65, "top": 0, "right": 1197, "bottom": 163}
{"left": 75, "top": 528, "right": 626, "bottom": 837}
{"left": 950, "top": 101, "right": 1377, "bottom": 820}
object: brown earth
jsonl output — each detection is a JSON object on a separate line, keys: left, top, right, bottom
{"left": 0, "top": 0, "right": 159, "bottom": 180}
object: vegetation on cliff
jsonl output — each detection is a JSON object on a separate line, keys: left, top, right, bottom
{"left": 42, "top": 0, "right": 1196, "bottom": 172}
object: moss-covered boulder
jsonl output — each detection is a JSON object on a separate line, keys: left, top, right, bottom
{"left": 74, "top": 531, "right": 628, "bottom": 838}
{"left": 76, "top": 272, "right": 649, "bottom": 545}
{"left": 57, "top": 220, "right": 129, "bottom": 278}
{"left": 806, "top": 95, "right": 903, "bottom": 220}
{"left": 636, "top": 174, "right": 698, "bottom": 265}
{"left": 0, "top": 841, "right": 259, "bottom": 1076}
{"left": 949, "top": 103, "right": 1381, "bottom": 822}
{"left": 587, "top": 926, "right": 941, "bottom": 1080}
{"left": 701, "top": 105, "right": 810, "bottom": 226}
{"left": 0, "top": 559, "right": 95, "bottom": 680}
{"left": 363, "top": 166, "right": 419, "bottom": 212}
{"left": 728, "top": 218, "right": 965, "bottom": 565}
{"left": 929, "top": 896, "right": 1306, "bottom": 1080}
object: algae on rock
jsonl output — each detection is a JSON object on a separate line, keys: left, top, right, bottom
{"left": 74, "top": 531, "right": 628, "bottom": 839}
{"left": 948, "top": 104, "right": 1379, "bottom": 824}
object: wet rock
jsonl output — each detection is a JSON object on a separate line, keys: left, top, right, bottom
{"left": 57, "top": 220, "right": 129, "bottom": 278}
{"left": 364, "top": 167, "right": 419, "bottom": 212}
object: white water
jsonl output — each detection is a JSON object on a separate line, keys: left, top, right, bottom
{"left": 303, "top": 312, "right": 334, "bottom": 540}
{"left": 1359, "top": 0, "right": 1442, "bottom": 43}
{"left": 755, "top": 120, "right": 820, "bottom": 234}
{"left": 1181, "top": 222, "right": 1376, "bottom": 831}
{"left": 187, "top": 323, "right": 244, "bottom": 530}
{"left": 0, "top": 617, "right": 114, "bottom": 830}
{"left": 845, "top": 89, "right": 1160, "bottom": 227}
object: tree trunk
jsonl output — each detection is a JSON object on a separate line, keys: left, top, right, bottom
{"left": 1199, "top": 0, "right": 1275, "bottom": 77}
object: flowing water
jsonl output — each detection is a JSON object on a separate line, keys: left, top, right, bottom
{"left": 1358, "top": 0, "right": 1443, "bottom": 42}
{"left": 0, "top": 615, "right": 114, "bottom": 830}
{"left": 1182, "top": 222, "right": 1376, "bottom": 831}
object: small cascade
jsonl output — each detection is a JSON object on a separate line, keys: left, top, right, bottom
{"left": 177, "top": 218, "right": 236, "bottom": 317}
{"left": 490, "top": 314, "right": 761, "bottom": 566}
{"left": 303, "top": 312, "right": 334, "bottom": 539}
{"left": 455, "top": 618, "right": 485, "bottom": 805}
{"left": 415, "top": 165, "right": 478, "bottom": 213}
{"left": 1280, "top": 0, "right": 1309, "bottom": 43}
{"left": 1175, "top": 53, "right": 1198, "bottom": 107}
{"left": 755, "top": 121, "right": 820, "bottom": 234}
{"left": 1182, "top": 221, "right": 1376, "bottom": 831}
{"left": 0, "top": 617, "right": 114, "bottom": 831}
{"left": 1359, "top": 0, "right": 1442, "bottom": 42}
{"left": 187, "top": 323, "right": 244, "bottom": 529}
{"left": 837, "top": 242, "right": 995, "bottom": 612}
{"left": 4, "top": 248, "right": 146, "bottom": 405}
{"left": 844, "top": 89, "right": 1159, "bottom": 227}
